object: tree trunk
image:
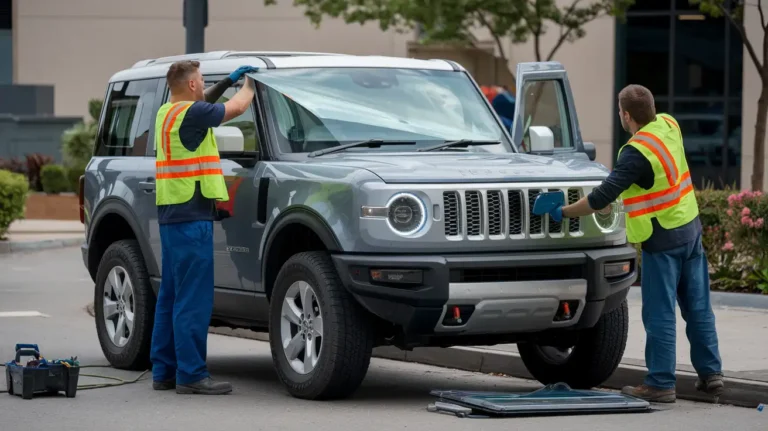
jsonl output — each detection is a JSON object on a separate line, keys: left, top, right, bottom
{"left": 752, "top": 86, "right": 768, "bottom": 191}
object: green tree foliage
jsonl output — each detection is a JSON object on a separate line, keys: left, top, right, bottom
{"left": 267, "top": 0, "right": 633, "bottom": 71}
{"left": 690, "top": 0, "right": 767, "bottom": 191}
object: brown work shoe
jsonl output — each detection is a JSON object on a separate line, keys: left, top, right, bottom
{"left": 621, "top": 384, "right": 676, "bottom": 403}
{"left": 696, "top": 373, "right": 725, "bottom": 396}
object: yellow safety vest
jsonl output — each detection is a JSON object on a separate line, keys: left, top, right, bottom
{"left": 618, "top": 113, "right": 698, "bottom": 244}
{"left": 154, "top": 101, "right": 229, "bottom": 206}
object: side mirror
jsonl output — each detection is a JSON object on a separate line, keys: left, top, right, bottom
{"left": 528, "top": 126, "right": 555, "bottom": 153}
{"left": 583, "top": 141, "right": 596, "bottom": 161}
{"left": 214, "top": 126, "right": 245, "bottom": 153}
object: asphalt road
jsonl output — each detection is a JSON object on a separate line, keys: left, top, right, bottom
{"left": 1, "top": 247, "right": 765, "bottom": 431}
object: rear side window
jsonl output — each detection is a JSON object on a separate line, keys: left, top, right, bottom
{"left": 95, "top": 78, "right": 159, "bottom": 157}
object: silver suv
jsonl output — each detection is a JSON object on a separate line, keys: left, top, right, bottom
{"left": 79, "top": 51, "right": 637, "bottom": 400}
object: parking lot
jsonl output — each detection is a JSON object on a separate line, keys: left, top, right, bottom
{"left": 0, "top": 246, "right": 765, "bottom": 430}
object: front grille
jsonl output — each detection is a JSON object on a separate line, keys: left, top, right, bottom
{"left": 442, "top": 187, "right": 585, "bottom": 239}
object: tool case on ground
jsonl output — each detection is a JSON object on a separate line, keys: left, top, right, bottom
{"left": 5, "top": 343, "right": 80, "bottom": 400}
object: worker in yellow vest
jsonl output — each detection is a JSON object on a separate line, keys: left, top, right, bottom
{"left": 150, "top": 60, "right": 256, "bottom": 395}
{"left": 533, "top": 84, "right": 723, "bottom": 403}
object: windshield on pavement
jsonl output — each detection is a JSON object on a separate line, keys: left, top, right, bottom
{"left": 251, "top": 68, "right": 515, "bottom": 155}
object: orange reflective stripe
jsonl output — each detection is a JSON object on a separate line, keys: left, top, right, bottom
{"left": 156, "top": 168, "right": 224, "bottom": 180}
{"left": 156, "top": 155, "right": 221, "bottom": 167}
{"left": 662, "top": 116, "right": 679, "bottom": 131}
{"left": 633, "top": 131, "right": 679, "bottom": 186}
{"left": 161, "top": 102, "right": 192, "bottom": 160}
{"left": 623, "top": 171, "right": 691, "bottom": 206}
{"left": 624, "top": 171, "right": 693, "bottom": 218}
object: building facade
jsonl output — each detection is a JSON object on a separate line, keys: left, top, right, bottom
{"left": 4, "top": 0, "right": 766, "bottom": 190}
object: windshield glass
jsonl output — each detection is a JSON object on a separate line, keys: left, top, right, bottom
{"left": 251, "top": 68, "right": 514, "bottom": 154}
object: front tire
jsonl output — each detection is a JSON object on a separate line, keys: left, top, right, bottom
{"left": 94, "top": 239, "right": 155, "bottom": 370}
{"left": 517, "top": 299, "right": 629, "bottom": 389}
{"left": 269, "top": 251, "right": 374, "bottom": 400}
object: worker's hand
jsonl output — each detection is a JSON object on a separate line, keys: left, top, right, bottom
{"left": 532, "top": 191, "right": 565, "bottom": 222}
{"left": 229, "top": 65, "right": 259, "bottom": 82}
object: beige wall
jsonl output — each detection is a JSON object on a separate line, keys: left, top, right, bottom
{"left": 739, "top": 12, "right": 766, "bottom": 190}
{"left": 14, "top": 0, "right": 414, "bottom": 119}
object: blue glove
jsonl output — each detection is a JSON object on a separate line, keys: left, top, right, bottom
{"left": 229, "top": 65, "right": 259, "bottom": 82}
{"left": 532, "top": 191, "right": 565, "bottom": 223}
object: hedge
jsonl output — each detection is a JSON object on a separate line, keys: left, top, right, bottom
{"left": 40, "top": 164, "right": 70, "bottom": 194}
{"left": 633, "top": 187, "right": 768, "bottom": 295}
{"left": 0, "top": 169, "right": 29, "bottom": 240}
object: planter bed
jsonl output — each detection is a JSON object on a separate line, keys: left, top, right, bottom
{"left": 24, "top": 192, "right": 79, "bottom": 221}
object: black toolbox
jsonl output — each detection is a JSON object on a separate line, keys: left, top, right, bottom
{"left": 5, "top": 344, "right": 79, "bottom": 400}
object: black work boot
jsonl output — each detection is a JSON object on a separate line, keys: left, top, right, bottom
{"left": 152, "top": 378, "right": 176, "bottom": 390}
{"left": 696, "top": 373, "right": 725, "bottom": 396}
{"left": 621, "top": 384, "right": 676, "bottom": 403}
{"left": 176, "top": 377, "right": 232, "bottom": 395}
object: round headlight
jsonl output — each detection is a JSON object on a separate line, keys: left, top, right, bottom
{"left": 593, "top": 200, "right": 621, "bottom": 233}
{"left": 386, "top": 193, "right": 426, "bottom": 236}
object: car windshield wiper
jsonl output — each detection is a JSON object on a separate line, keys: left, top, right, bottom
{"left": 308, "top": 139, "right": 416, "bottom": 157}
{"left": 417, "top": 139, "right": 501, "bottom": 152}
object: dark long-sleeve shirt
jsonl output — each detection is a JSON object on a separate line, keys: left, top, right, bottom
{"left": 586, "top": 145, "right": 701, "bottom": 253}
{"left": 157, "top": 77, "right": 233, "bottom": 225}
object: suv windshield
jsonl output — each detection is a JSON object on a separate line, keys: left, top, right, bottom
{"left": 252, "top": 68, "right": 515, "bottom": 155}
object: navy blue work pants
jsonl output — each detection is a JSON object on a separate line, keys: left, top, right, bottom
{"left": 640, "top": 232, "right": 723, "bottom": 389}
{"left": 150, "top": 220, "right": 214, "bottom": 385}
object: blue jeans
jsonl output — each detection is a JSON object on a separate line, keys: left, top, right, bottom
{"left": 149, "top": 220, "right": 214, "bottom": 385}
{"left": 640, "top": 232, "right": 722, "bottom": 389}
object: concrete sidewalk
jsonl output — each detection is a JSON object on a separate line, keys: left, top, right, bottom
{"left": 212, "top": 290, "right": 768, "bottom": 408}
{"left": 0, "top": 219, "right": 84, "bottom": 254}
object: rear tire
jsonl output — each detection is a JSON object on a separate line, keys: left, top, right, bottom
{"left": 269, "top": 251, "right": 374, "bottom": 400}
{"left": 517, "top": 299, "right": 629, "bottom": 389}
{"left": 94, "top": 239, "right": 155, "bottom": 371}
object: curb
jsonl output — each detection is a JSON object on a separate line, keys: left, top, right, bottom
{"left": 0, "top": 237, "right": 82, "bottom": 255}
{"left": 629, "top": 286, "right": 768, "bottom": 310}
{"left": 206, "top": 327, "right": 768, "bottom": 409}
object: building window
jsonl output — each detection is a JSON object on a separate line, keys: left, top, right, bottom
{"left": 614, "top": 2, "right": 743, "bottom": 189}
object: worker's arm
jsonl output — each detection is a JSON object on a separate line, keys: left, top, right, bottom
{"left": 204, "top": 77, "right": 233, "bottom": 104}
{"left": 221, "top": 77, "right": 255, "bottom": 123}
{"left": 561, "top": 146, "right": 652, "bottom": 218}
{"left": 204, "top": 65, "right": 258, "bottom": 105}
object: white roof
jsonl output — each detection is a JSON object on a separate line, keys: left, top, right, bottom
{"left": 108, "top": 50, "right": 463, "bottom": 82}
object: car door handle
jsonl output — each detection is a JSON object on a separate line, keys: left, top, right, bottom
{"left": 138, "top": 180, "right": 155, "bottom": 192}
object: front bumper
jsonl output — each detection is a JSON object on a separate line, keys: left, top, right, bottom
{"left": 331, "top": 245, "right": 637, "bottom": 336}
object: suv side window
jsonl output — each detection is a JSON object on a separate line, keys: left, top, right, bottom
{"left": 95, "top": 79, "right": 159, "bottom": 157}
{"left": 520, "top": 80, "right": 573, "bottom": 151}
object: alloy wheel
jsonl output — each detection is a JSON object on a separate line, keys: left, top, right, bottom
{"left": 103, "top": 266, "right": 135, "bottom": 347}
{"left": 280, "top": 281, "right": 324, "bottom": 374}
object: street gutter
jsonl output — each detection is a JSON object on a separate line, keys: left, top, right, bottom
{"left": 207, "top": 327, "right": 767, "bottom": 409}
{"left": 82, "top": 304, "right": 768, "bottom": 408}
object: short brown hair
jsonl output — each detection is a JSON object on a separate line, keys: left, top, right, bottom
{"left": 618, "top": 84, "right": 656, "bottom": 126}
{"left": 166, "top": 60, "right": 200, "bottom": 92}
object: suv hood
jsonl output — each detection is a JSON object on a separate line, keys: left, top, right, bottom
{"left": 308, "top": 152, "right": 609, "bottom": 184}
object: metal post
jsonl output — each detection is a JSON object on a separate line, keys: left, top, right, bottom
{"left": 184, "top": 0, "right": 207, "bottom": 54}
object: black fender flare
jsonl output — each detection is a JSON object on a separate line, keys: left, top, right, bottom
{"left": 88, "top": 198, "right": 159, "bottom": 278}
{"left": 260, "top": 207, "right": 342, "bottom": 294}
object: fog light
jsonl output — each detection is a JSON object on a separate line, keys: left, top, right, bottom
{"left": 604, "top": 261, "right": 631, "bottom": 278}
{"left": 370, "top": 269, "right": 423, "bottom": 284}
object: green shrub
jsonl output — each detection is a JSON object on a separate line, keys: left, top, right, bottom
{"left": 0, "top": 170, "right": 29, "bottom": 240}
{"left": 62, "top": 98, "right": 102, "bottom": 167}
{"left": 40, "top": 164, "right": 70, "bottom": 194}
{"left": 67, "top": 163, "right": 87, "bottom": 195}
